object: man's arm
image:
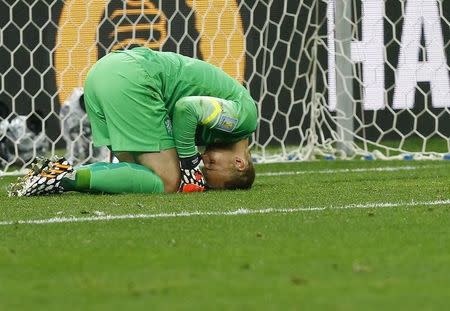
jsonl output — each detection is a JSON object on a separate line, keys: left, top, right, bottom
{"left": 172, "top": 96, "right": 226, "bottom": 158}
{"left": 172, "top": 96, "right": 238, "bottom": 192}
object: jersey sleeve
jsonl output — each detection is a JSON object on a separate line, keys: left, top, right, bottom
{"left": 172, "top": 97, "right": 239, "bottom": 158}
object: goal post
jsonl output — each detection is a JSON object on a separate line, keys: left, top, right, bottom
{"left": 323, "top": 0, "right": 450, "bottom": 160}
{"left": 331, "top": 0, "right": 355, "bottom": 157}
{"left": 1, "top": 0, "right": 450, "bottom": 175}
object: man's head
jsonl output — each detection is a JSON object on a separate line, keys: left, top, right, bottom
{"left": 201, "top": 139, "right": 255, "bottom": 190}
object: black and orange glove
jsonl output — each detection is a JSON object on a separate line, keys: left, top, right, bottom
{"left": 179, "top": 153, "right": 206, "bottom": 192}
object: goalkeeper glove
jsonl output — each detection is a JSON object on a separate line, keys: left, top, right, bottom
{"left": 179, "top": 153, "right": 206, "bottom": 192}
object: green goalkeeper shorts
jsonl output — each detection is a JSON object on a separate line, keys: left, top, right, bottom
{"left": 83, "top": 51, "right": 175, "bottom": 152}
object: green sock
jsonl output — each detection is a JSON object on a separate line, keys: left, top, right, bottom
{"left": 61, "top": 162, "right": 164, "bottom": 193}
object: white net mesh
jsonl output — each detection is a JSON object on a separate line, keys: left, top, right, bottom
{"left": 1, "top": 0, "right": 449, "bottom": 175}
{"left": 321, "top": 0, "right": 450, "bottom": 160}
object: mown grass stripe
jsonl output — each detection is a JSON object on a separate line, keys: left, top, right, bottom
{"left": 257, "top": 164, "right": 446, "bottom": 176}
{"left": 1, "top": 199, "right": 449, "bottom": 226}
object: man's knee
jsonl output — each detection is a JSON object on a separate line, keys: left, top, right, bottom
{"left": 134, "top": 150, "right": 181, "bottom": 193}
{"left": 161, "top": 173, "right": 181, "bottom": 193}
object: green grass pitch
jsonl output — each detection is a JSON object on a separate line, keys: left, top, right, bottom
{"left": 1, "top": 160, "right": 450, "bottom": 310}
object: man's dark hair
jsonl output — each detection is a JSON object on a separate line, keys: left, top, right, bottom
{"left": 224, "top": 159, "right": 255, "bottom": 190}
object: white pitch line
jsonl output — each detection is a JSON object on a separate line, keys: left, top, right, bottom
{"left": 257, "top": 165, "right": 444, "bottom": 176}
{"left": 0, "top": 199, "right": 449, "bottom": 226}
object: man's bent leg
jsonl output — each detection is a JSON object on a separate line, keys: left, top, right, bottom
{"left": 62, "top": 162, "right": 164, "bottom": 194}
{"left": 82, "top": 52, "right": 179, "bottom": 193}
{"left": 61, "top": 149, "right": 180, "bottom": 194}
{"left": 114, "top": 149, "right": 180, "bottom": 192}
{"left": 134, "top": 149, "right": 180, "bottom": 193}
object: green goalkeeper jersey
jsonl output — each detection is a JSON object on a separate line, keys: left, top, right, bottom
{"left": 122, "top": 47, "right": 258, "bottom": 158}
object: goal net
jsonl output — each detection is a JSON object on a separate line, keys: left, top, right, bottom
{"left": 1, "top": 0, "right": 449, "bottom": 175}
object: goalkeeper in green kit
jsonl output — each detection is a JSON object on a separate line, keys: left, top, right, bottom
{"left": 9, "top": 47, "right": 257, "bottom": 196}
